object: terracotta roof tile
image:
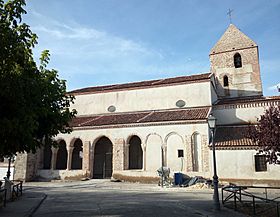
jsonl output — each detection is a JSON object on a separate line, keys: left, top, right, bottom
{"left": 68, "top": 116, "right": 99, "bottom": 127}
{"left": 68, "top": 73, "right": 211, "bottom": 95}
{"left": 83, "top": 112, "right": 149, "bottom": 126}
{"left": 141, "top": 108, "right": 209, "bottom": 123}
{"left": 70, "top": 107, "right": 210, "bottom": 128}
{"left": 214, "top": 126, "right": 256, "bottom": 148}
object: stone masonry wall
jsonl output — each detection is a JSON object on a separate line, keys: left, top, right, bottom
{"left": 210, "top": 47, "right": 262, "bottom": 98}
{"left": 14, "top": 153, "right": 27, "bottom": 181}
{"left": 113, "top": 138, "right": 125, "bottom": 172}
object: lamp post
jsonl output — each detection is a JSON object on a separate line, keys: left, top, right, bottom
{"left": 208, "top": 114, "right": 220, "bottom": 210}
{"left": 6, "top": 156, "right": 12, "bottom": 180}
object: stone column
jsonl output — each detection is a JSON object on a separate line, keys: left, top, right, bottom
{"left": 67, "top": 147, "right": 73, "bottom": 170}
{"left": 202, "top": 135, "right": 209, "bottom": 172}
{"left": 143, "top": 145, "right": 146, "bottom": 171}
{"left": 51, "top": 148, "right": 58, "bottom": 170}
{"left": 162, "top": 145, "right": 167, "bottom": 167}
{"left": 123, "top": 143, "right": 129, "bottom": 170}
{"left": 26, "top": 153, "right": 38, "bottom": 181}
{"left": 90, "top": 143, "right": 95, "bottom": 178}
{"left": 113, "top": 138, "right": 125, "bottom": 172}
{"left": 37, "top": 148, "right": 44, "bottom": 169}
{"left": 185, "top": 135, "right": 193, "bottom": 172}
{"left": 82, "top": 141, "right": 91, "bottom": 176}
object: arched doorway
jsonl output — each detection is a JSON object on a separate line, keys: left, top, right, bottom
{"left": 71, "top": 139, "right": 83, "bottom": 169}
{"left": 43, "top": 143, "right": 52, "bottom": 169}
{"left": 56, "top": 140, "right": 68, "bottom": 170}
{"left": 93, "top": 137, "right": 113, "bottom": 179}
{"left": 128, "top": 136, "right": 143, "bottom": 169}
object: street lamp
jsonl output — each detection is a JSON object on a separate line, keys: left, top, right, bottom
{"left": 208, "top": 114, "right": 220, "bottom": 210}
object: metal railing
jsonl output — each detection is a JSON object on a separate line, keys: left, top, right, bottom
{"left": 0, "top": 179, "right": 23, "bottom": 207}
{"left": 12, "top": 181, "right": 23, "bottom": 199}
{"left": 222, "top": 185, "right": 280, "bottom": 216}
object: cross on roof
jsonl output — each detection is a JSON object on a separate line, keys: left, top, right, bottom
{"left": 227, "top": 9, "right": 234, "bottom": 23}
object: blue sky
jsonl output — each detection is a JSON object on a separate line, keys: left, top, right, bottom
{"left": 24, "top": 0, "right": 280, "bottom": 96}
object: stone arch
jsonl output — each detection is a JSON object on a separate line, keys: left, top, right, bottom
{"left": 71, "top": 138, "right": 83, "bottom": 170}
{"left": 144, "top": 133, "right": 163, "bottom": 147}
{"left": 128, "top": 135, "right": 143, "bottom": 170}
{"left": 165, "top": 132, "right": 185, "bottom": 172}
{"left": 145, "top": 133, "right": 163, "bottom": 172}
{"left": 164, "top": 132, "right": 184, "bottom": 145}
{"left": 126, "top": 134, "right": 144, "bottom": 147}
{"left": 92, "top": 135, "right": 114, "bottom": 149}
{"left": 56, "top": 140, "right": 68, "bottom": 170}
{"left": 43, "top": 143, "right": 52, "bottom": 169}
{"left": 92, "top": 136, "right": 113, "bottom": 179}
{"left": 191, "top": 132, "right": 202, "bottom": 172}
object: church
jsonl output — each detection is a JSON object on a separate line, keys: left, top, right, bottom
{"left": 11, "top": 24, "right": 280, "bottom": 185}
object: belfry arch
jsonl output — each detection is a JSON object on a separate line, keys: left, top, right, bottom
{"left": 93, "top": 136, "right": 113, "bottom": 179}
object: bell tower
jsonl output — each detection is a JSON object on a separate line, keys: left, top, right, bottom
{"left": 209, "top": 24, "right": 263, "bottom": 99}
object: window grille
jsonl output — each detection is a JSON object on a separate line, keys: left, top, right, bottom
{"left": 178, "top": 149, "right": 184, "bottom": 158}
{"left": 255, "top": 155, "right": 267, "bottom": 172}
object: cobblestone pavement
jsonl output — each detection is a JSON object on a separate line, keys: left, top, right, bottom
{"left": 1, "top": 180, "right": 247, "bottom": 217}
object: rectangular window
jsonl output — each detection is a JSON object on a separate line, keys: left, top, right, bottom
{"left": 255, "top": 155, "right": 267, "bottom": 172}
{"left": 178, "top": 149, "right": 184, "bottom": 158}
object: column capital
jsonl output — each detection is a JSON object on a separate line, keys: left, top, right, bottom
{"left": 67, "top": 146, "right": 74, "bottom": 152}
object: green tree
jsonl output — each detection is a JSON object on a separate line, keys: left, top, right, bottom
{"left": 0, "top": 0, "right": 76, "bottom": 156}
{"left": 248, "top": 105, "right": 280, "bottom": 164}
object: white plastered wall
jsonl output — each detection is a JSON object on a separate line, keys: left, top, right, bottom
{"left": 213, "top": 106, "right": 267, "bottom": 125}
{"left": 166, "top": 133, "right": 185, "bottom": 172}
{"left": 146, "top": 134, "right": 162, "bottom": 172}
{"left": 71, "top": 81, "right": 212, "bottom": 115}
{"left": 213, "top": 150, "right": 280, "bottom": 180}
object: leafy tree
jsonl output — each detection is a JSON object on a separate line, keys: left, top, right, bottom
{"left": 0, "top": 0, "right": 76, "bottom": 157}
{"left": 248, "top": 105, "right": 280, "bottom": 164}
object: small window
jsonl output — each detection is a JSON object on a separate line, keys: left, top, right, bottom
{"left": 176, "top": 100, "right": 186, "bottom": 108}
{"left": 223, "top": 75, "right": 229, "bottom": 87}
{"left": 255, "top": 155, "right": 267, "bottom": 172}
{"left": 234, "top": 53, "right": 242, "bottom": 68}
{"left": 107, "top": 105, "right": 116, "bottom": 112}
{"left": 178, "top": 150, "right": 184, "bottom": 158}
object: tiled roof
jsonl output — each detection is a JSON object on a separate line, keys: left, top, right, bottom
{"left": 210, "top": 24, "right": 257, "bottom": 54}
{"left": 68, "top": 73, "right": 211, "bottom": 95}
{"left": 214, "top": 126, "right": 257, "bottom": 149}
{"left": 69, "top": 107, "right": 210, "bottom": 128}
{"left": 215, "top": 95, "right": 280, "bottom": 106}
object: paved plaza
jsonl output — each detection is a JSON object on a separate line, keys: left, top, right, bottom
{"left": 1, "top": 180, "right": 246, "bottom": 217}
